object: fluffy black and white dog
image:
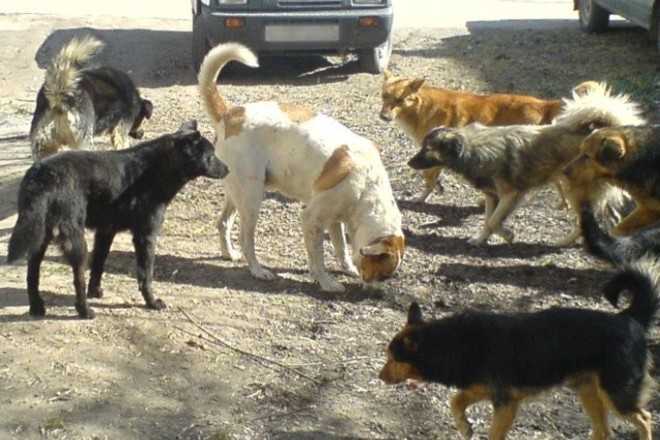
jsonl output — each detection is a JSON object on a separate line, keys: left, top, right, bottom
{"left": 7, "top": 121, "right": 228, "bottom": 319}
{"left": 30, "top": 35, "right": 153, "bottom": 160}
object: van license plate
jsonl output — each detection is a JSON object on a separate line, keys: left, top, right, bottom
{"left": 265, "top": 24, "right": 340, "bottom": 42}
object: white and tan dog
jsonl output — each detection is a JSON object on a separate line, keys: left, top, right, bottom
{"left": 198, "top": 43, "right": 404, "bottom": 292}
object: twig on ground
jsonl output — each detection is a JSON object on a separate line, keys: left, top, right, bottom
{"left": 177, "top": 307, "right": 323, "bottom": 385}
{"left": 0, "top": 134, "right": 28, "bottom": 142}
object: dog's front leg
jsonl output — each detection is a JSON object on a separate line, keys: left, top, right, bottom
{"left": 450, "top": 387, "right": 490, "bottom": 439}
{"left": 88, "top": 229, "right": 117, "bottom": 299}
{"left": 133, "top": 232, "right": 166, "bottom": 310}
{"left": 303, "top": 208, "right": 344, "bottom": 292}
{"left": 469, "top": 192, "right": 520, "bottom": 245}
{"left": 329, "top": 222, "right": 358, "bottom": 277}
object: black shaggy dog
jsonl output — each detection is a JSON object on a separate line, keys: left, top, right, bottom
{"left": 30, "top": 35, "right": 153, "bottom": 160}
{"left": 379, "top": 263, "right": 658, "bottom": 439}
{"left": 7, "top": 120, "right": 228, "bottom": 319}
{"left": 581, "top": 201, "right": 660, "bottom": 266}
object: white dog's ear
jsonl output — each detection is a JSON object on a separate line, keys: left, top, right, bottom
{"left": 360, "top": 242, "right": 388, "bottom": 256}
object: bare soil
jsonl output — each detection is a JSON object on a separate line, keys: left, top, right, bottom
{"left": 0, "top": 13, "right": 658, "bottom": 440}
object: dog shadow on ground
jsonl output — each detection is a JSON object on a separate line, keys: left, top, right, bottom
{"left": 39, "top": 251, "right": 387, "bottom": 306}
{"left": 397, "top": 200, "right": 482, "bottom": 228}
{"left": 35, "top": 27, "right": 358, "bottom": 89}
{"left": 404, "top": 228, "right": 560, "bottom": 259}
{"left": 436, "top": 261, "right": 608, "bottom": 300}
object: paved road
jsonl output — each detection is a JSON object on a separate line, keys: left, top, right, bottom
{"left": 5, "top": 0, "right": 577, "bottom": 29}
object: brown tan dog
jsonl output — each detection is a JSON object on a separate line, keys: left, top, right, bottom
{"left": 380, "top": 70, "right": 565, "bottom": 201}
{"left": 565, "top": 125, "right": 660, "bottom": 236}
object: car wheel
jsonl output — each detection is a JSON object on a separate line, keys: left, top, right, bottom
{"left": 578, "top": 0, "right": 609, "bottom": 33}
{"left": 192, "top": 13, "right": 210, "bottom": 73}
{"left": 358, "top": 36, "right": 392, "bottom": 74}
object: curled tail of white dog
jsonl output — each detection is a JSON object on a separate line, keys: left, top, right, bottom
{"left": 198, "top": 43, "right": 259, "bottom": 124}
{"left": 554, "top": 81, "right": 645, "bottom": 130}
{"left": 44, "top": 35, "right": 104, "bottom": 111}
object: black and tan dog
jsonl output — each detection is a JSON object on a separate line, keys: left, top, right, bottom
{"left": 566, "top": 125, "right": 660, "bottom": 237}
{"left": 379, "top": 271, "right": 658, "bottom": 439}
{"left": 7, "top": 121, "right": 228, "bottom": 319}
{"left": 408, "top": 84, "right": 643, "bottom": 245}
{"left": 30, "top": 35, "right": 153, "bottom": 160}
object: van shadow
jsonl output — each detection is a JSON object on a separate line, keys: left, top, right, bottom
{"left": 393, "top": 19, "right": 654, "bottom": 99}
{"left": 35, "top": 28, "right": 357, "bottom": 89}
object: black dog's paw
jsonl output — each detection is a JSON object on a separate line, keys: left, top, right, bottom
{"left": 75, "top": 303, "right": 96, "bottom": 319}
{"left": 29, "top": 303, "right": 46, "bottom": 317}
{"left": 147, "top": 298, "right": 167, "bottom": 311}
{"left": 87, "top": 287, "right": 104, "bottom": 299}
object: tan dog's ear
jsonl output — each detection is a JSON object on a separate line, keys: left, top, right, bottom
{"left": 383, "top": 69, "right": 393, "bottom": 82}
{"left": 597, "top": 136, "right": 626, "bottom": 164}
{"left": 407, "top": 302, "right": 423, "bottom": 325}
{"left": 408, "top": 78, "right": 425, "bottom": 94}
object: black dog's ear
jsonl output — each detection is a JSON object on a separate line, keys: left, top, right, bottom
{"left": 597, "top": 136, "right": 625, "bottom": 164}
{"left": 407, "top": 302, "right": 423, "bottom": 325}
{"left": 178, "top": 120, "right": 198, "bottom": 133}
{"left": 142, "top": 99, "right": 153, "bottom": 119}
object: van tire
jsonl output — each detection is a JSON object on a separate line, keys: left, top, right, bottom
{"left": 579, "top": 0, "right": 610, "bottom": 33}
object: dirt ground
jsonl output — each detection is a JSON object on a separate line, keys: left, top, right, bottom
{"left": 0, "top": 13, "right": 659, "bottom": 440}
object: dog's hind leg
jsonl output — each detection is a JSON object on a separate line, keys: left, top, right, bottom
{"left": 88, "top": 229, "right": 117, "bottom": 299}
{"left": 488, "top": 399, "right": 520, "bottom": 440}
{"left": 59, "top": 225, "right": 93, "bottom": 319}
{"left": 329, "top": 222, "right": 358, "bottom": 277}
{"left": 303, "top": 202, "right": 344, "bottom": 292}
{"left": 218, "top": 197, "right": 241, "bottom": 261}
{"left": 26, "top": 236, "right": 52, "bottom": 317}
{"left": 230, "top": 179, "right": 276, "bottom": 281}
{"left": 575, "top": 379, "right": 611, "bottom": 440}
{"left": 451, "top": 386, "right": 490, "bottom": 439}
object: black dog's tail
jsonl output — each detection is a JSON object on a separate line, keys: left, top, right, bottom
{"left": 43, "top": 36, "right": 104, "bottom": 111}
{"left": 7, "top": 205, "right": 47, "bottom": 264}
{"left": 580, "top": 202, "right": 623, "bottom": 265}
{"left": 603, "top": 257, "right": 660, "bottom": 330}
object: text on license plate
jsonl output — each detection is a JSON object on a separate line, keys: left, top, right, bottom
{"left": 264, "top": 24, "right": 340, "bottom": 43}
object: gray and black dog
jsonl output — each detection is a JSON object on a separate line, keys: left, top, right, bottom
{"left": 30, "top": 35, "right": 153, "bottom": 160}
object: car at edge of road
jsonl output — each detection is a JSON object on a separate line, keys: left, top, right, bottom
{"left": 191, "top": 0, "right": 393, "bottom": 74}
{"left": 575, "top": 0, "right": 660, "bottom": 51}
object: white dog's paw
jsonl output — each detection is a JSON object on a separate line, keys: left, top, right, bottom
{"left": 222, "top": 248, "right": 242, "bottom": 261}
{"left": 318, "top": 277, "right": 345, "bottom": 293}
{"left": 341, "top": 261, "right": 360, "bottom": 277}
{"left": 250, "top": 265, "right": 277, "bottom": 280}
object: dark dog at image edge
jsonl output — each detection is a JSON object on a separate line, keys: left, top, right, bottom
{"left": 580, "top": 201, "right": 660, "bottom": 267}
{"left": 30, "top": 35, "right": 153, "bottom": 160}
{"left": 7, "top": 120, "right": 229, "bottom": 319}
{"left": 567, "top": 125, "right": 660, "bottom": 238}
{"left": 379, "top": 266, "right": 658, "bottom": 439}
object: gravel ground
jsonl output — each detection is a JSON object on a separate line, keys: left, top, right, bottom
{"left": 0, "top": 14, "right": 659, "bottom": 440}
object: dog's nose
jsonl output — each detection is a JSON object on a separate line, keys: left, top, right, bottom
{"left": 380, "top": 112, "right": 393, "bottom": 122}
